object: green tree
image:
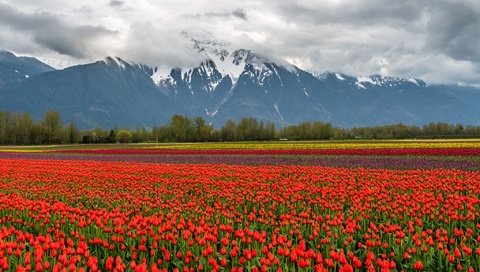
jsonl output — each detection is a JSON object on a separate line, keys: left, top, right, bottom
{"left": 93, "top": 127, "right": 108, "bottom": 143}
{"left": 132, "top": 127, "right": 150, "bottom": 143}
{"left": 65, "top": 118, "right": 79, "bottom": 144}
{"left": 170, "top": 115, "right": 193, "bottom": 142}
{"left": 17, "top": 113, "right": 33, "bottom": 145}
{"left": 221, "top": 119, "right": 237, "bottom": 141}
{"left": 43, "top": 110, "right": 63, "bottom": 144}
{"left": 153, "top": 125, "right": 173, "bottom": 142}
{"left": 117, "top": 130, "right": 133, "bottom": 143}
{"left": 107, "top": 129, "right": 116, "bottom": 143}
{"left": 194, "top": 117, "right": 213, "bottom": 141}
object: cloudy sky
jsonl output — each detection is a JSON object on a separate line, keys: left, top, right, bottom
{"left": 0, "top": 0, "right": 479, "bottom": 85}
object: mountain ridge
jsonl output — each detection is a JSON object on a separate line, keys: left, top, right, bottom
{"left": 0, "top": 50, "right": 56, "bottom": 88}
{"left": 1, "top": 49, "right": 479, "bottom": 129}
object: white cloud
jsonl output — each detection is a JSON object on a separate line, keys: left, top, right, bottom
{"left": 0, "top": 0, "right": 479, "bottom": 85}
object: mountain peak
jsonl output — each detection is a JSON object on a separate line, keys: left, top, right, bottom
{"left": 101, "top": 56, "right": 129, "bottom": 69}
{"left": 181, "top": 30, "right": 230, "bottom": 60}
{"left": 231, "top": 49, "right": 266, "bottom": 65}
{"left": 0, "top": 50, "right": 55, "bottom": 88}
{"left": 176, "top": 29, "right": 284, "bottom": 87}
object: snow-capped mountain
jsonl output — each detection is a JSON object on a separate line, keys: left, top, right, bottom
{"left": 315, "top": 72, "right": 428, "bottom": 89}
{"left": 0, "top": 55, "right": 186, "bottom": 128}
{"left": 163, "top": 31, "right": 274, "bottom": 88}
{"left": 148, "top": 31, "right": 312, "bottom": 125}
{"left": 137, "top": 33, "right": 479, "bottom": 128}
{"left": 1, "top": 43, "right": 480, "bottom": 129}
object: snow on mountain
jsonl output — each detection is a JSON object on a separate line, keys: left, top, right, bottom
{"left": 355, "top": 81, "right": 367, "bottom": 89}
{"left": 129, "top": 61, "right": 174, "bottom": 88}
{"left": 150, "top": 66, "right": 172, "bottom": 85}
{"left": 190, "top": 44, "right": 241, "bottom": 84}
{"left": 210, "top": 52, "right": 244, "bottom": 84}
{"left": 311, "top": 71, "right": 429, "bottom": 90}
{"left": 354, "top": 75, "right": 428, "bottom": 89}
{"left": 174, "top": 30, "right": 283, "bottom": 88}
{"left": 408, "top": 78, "right": 419, "bottom": 85}
{"left": 357, "top": 76, "right": 377, "bottom": 85}
{"left": 38, "top": 58, "right": 80, "bottom": 70}
{"left": 181, "top": 29, "right": 229, "bottom": 58}
{"left": 102, "top": 56, "right": 128, "bottom": 69}
{"left": 335, "top": 73, "right": 345, "bottom": 80}
{"left": 315, "top": 72, "right": 352, "bottom": 82}
{"left": 2, "top": 46, "right": 480, "bottom": 129}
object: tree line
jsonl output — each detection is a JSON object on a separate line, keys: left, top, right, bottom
{"left": 0, "top": 110, "right": 79, "bottom": 145}
{"left": 1, "top": 110, "right": 480, "bottom": 145}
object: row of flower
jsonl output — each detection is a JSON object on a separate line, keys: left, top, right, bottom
{"left": 0, "top": 159, "right": 479, "bottom": 271}
{"left": 5, "top": 140, "right": 479, "bottom": 153}
{"left": 1, "top": 152, "right": 479, "bottom": 170}
{"left": 145, "top": 141, "right": 480, "bottom": 150}
{"left": 55, "top": 147, "right": 480, "bottom": 156}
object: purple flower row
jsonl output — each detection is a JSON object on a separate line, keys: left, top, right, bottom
{"left": 1, "top": 152, "right": 479, "bottom": 170}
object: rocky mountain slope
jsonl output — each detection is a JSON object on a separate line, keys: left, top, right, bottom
{"left": 1, "top": 42, "right": 479, "bottom": 129}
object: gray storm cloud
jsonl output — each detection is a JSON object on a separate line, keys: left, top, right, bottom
{"left": 0, "top": 2, "right": 118, "bottom": 58}
{"left": 425, "top": 1, "right": 480, "bottom": 63}
{"left": 0, "top": 0, "right": 479, "bottom": 85}
{"left": 196, "top": 8, "right": 247, "bottom": 20}
{"left": 109, "top": 0, "right": 124, "bottom": 8}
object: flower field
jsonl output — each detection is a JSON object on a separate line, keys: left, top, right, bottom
{"left": 0, "top": 141, "right": 480, "bottom": 271}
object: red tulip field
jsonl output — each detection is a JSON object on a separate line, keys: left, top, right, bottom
{"left": 0, "top": 141, "right": 479, "bottom": 271}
